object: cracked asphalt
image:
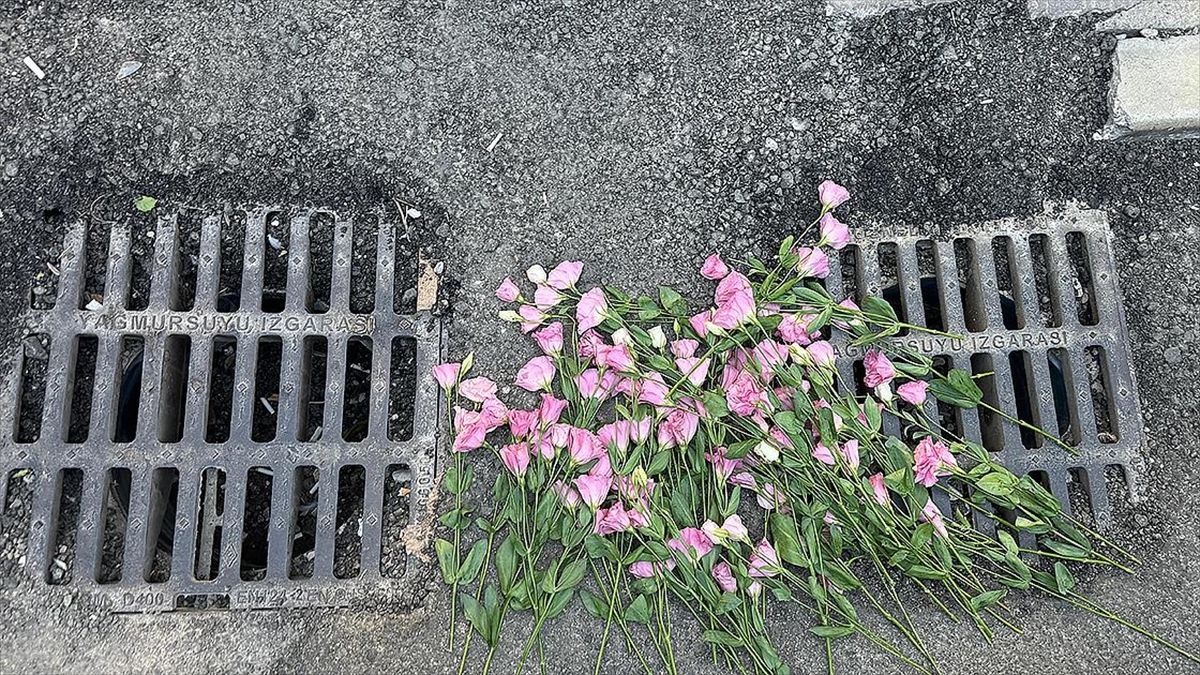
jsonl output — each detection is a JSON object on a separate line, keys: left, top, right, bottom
{"left": 0, "top": 0, "right": 1197, "bottom": 673}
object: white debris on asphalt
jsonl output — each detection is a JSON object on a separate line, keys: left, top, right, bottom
{"left": 486, "top": 132, "right": 502, "bottom": 152}
{"left": 117, "top": 61, "right": 142, "bottom": 79}
{"left": 23, "top": 57, "right": 46, "bottom": 79}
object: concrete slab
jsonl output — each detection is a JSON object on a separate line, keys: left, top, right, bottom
{"left": 827, "top": 0, "right": 958, "bottom": 17}
{"left": 1095, "top": 0, "right": 1200, "bottom": 31}
{"left": 1028, "top": 0, "right": 1138, "bottom": 18}
{"left": 1096, "top": 36, "right": 1200, "bottom": 140}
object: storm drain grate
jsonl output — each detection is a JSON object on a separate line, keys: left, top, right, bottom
{"left": 0, "top": 208, "right": 441, "bottom": 612}
{"left": 828, "top": 207, "right": 1142, "bottom": 532}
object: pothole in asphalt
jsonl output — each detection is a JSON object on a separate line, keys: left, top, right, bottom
{"left": 0, "top": 207, "right": 441, "bottom": 612}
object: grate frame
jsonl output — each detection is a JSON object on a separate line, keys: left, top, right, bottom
{"left": 0, "top": 207, "right": 442, "bottom": 612}
{"left": 827, "top": 206, "right": 1143, "bottom": 532}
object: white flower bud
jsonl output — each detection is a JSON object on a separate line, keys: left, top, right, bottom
{"left": 648, "top": 326, "right": 667, "bottom": 349}
{"left": 525, "top": 264, "right": 548, "bottom": 284}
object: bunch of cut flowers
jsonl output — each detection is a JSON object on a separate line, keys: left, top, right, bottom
{"left": 431, "top": 181, "right": 1196, "bottom": 674}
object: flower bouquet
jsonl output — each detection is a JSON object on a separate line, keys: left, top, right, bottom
{"left": 431, "top": 181, "right": 1195, "bottom": 674}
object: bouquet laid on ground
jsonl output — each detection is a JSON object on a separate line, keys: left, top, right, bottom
{"left": 431, "top": 182, "right": 1195, "bottom": 674}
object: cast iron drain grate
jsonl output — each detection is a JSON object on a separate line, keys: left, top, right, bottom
{"left": 828, "top": 206, "right": 1142, "bottom": 533}
{"left": 0, "top": 207, "right": 441, "bottom": 612}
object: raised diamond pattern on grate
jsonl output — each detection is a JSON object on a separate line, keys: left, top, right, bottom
{"left": 0, "top": 208, "right": 441, "bottom": 612}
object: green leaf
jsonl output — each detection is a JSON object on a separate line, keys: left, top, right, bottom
{"left": 929, "top": 368, "right": 984, "bottom": 408}
{"left": 771, "top": 515, "right": 809, "bottom": 568}
{"left": 1054, "top": 562, "right": 1076, "bottom": 594}
{"left": 659, "top": 286, "right": 685, "bottom": 313}
{"left": 637, "top": 296, "right": 661, "bottom": 321}
{"left": 496, "top": 534, "right": 518, "bottom": 593}
{"left": 810, "top": 624, "right": 856, "bottom": 639}
{"left": 460, "top": 593, "right": 489, "bottom": 640}
{"left": 832, "top": 593, "right": 858, "bottom": 622}
{"left": 968, "top": 589, "right": 1006, "bottom": 612}
{"left": 444, "top": 464, "right": 473, "bottom": 495}
{"left": 546, "top": 588, "right": 575, "bottom": 618}
{"left": 822, "top": 562, "right": 862, "bottom": 590}
{"left": 434, "top": 538, "right": 457, "bottom": 584}
{"left": 715, "top": 593, "right": 742, "bottom": 615}
{"left": 976, "top": 471, "right": 1017, "bottom": 497}
{"left": 579, "top": 589, "right": 607, "bottom": 619}
{"left": 997, "top": 530, "right": 1019, "bottom": 556}
{"left": 584, "top": 535, "right": 618, "bottom": 562}
{"left": 557, "top": 559, "right": 587, "bottom": 590}
{"left": 624, "top": 595, "right": 651, "bottom": 624}
{"left": 860, "top": 296, "right": 898, "bottom": 324}
{"left": 456, "top": 539, "right": 489, "bottom": 584}
{"left": 134, "top": 195, "right": 158, "bottom": 212}
{"left": 1044, "top": 539, "right": 1090, "bottom": 560}
{"left": 905, "top": 565, "right": 948, "bottom": 580}
{"left": 647, "top": 449, "right": 671, "bottom": 475}
{"left": 726, "top": 440, "right": 755, "bottom": 459}
{"left": 703, "top": 390, "right": 729, "bottom": 418}
{"left": 702, "top": 630, "right": 744, "bottom": 647}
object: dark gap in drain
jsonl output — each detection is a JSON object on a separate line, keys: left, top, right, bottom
{"left": 350, "top": 217, "right": 378, "bottom": 314}
{"left": 343, "top": 338, "right": 373, "bottom": 442}
{"left": 954, "top": 239, "right": 986, "bottom": 332}
{"left": 1084, "top": 346, "right": 1118, "bottom": 443}
{"left": 851, "top": 360, "right": 869, "bottom": 398}
{"left": 193, "top": 467, "right": 226, "bottom": 581}
{"left": 240, "top": 467, "right": 272, "bottom": 580}
{"left": 1028, "top": 470, "right": 1052, "bottom": 545}
{"left": 334, "top": 465, "right": 365, "bottom": 579}
{"left": 289, "top": 466, "right": 319, "bottom": 579}
{"left": 175, "top": 593, "right": 230, "bottom": 610}
{"left": 931, "top": 355, "right": 961, "bottom": 437}
{"left": 47, "top": 468, "right": 83, "bottom": 585}
{"left": 1028, "top": 234, "right": 1061, "bottom": 327}
{"left": 16, "top": 334, "right": 50, "bottom": 444}
{"left": 83, "top": 220, "right": 112, "bottom": 310}
{"left": 263, "top": 212, "right": 290, "bottom": 312}
{"left": 307, "top": 212, "right": 334, "bottom": 313}
{"left": 1067, "top": 468, "right": 1095, "bottom": 528}
{"left": 838, "top": 246, "right": 861, "bottom": 306}
{"left": 252, "top": 337, "right": 282, "bottom": 442}
{"left": 1048, "top": 348, "right": 1079, "bottom": 446}
{"left": 113, "top": 336, "right": 145, "bottom": 443}
{"left": 205, "top": 337, "right": 238, "bottom": 443}
{"left": 1065, "top": 232, "right": 1099, "bottom": 326}
{"left": 970, "top": 354, "right": 1002, "bottom": 452}
{"left": 98, "top": 467, "right": 132, "bottom": 584}
{"left": 915, "top": 240, "right": 945, "bottom": 331}
{"left": 218, "top": 211, "right": 246, "bottom": 312}
{"left": 298, "top": 336, "right": 328, "bottom": 442}
{"left": 991, "top": 237, "right": 1022, "bottom": 329}
{"left": 31, "top": 240, "right": 61, "bottom": 310}
{"left": 381, "top": 465, "right": 411, "bottom": 579}
{"left": 172, "top": 213, "right": 201, "bottom": 311}
{"left": 65, "top": 335, "right": 99, "bottom": 443}
{"left": 389, "top": 337, "right": 417, "bottom": 441}
{"left": 394, "top": 225, "right": 419, "bottom": 314}
{"left": 2, "top": 469, "right": 35, "bottom": 566}
{"left": 126, "top": 221, "right": 153, "bottom": 311}
{"left": 157, "top": 335, "right": 191, "bottom": 443}
{"left": 144, "top": 467, "right": 179, "bottom": 582}
{"left": 1008, "top": 350, "right": 1041, "bottom": 449}
{"left": 876, "top": 242, "right": 907, "bottom": 336}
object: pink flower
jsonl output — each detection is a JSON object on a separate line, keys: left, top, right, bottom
{"left": 452, "top": 407, "right": 487, "bottom": 452}
{"left": 598, "top": 422, "right": 631, "bottom": 456}
{"left": 629, "top": 560, "right": 673, "bottom": 579}
{"left": 715, "top": 272, "right": 752, "bottom": 306}
{"left": 701, "top": 515, "right": 749, "bottom": 545}
{"left": 589, "top": 452, "right": 613, "bottom": 477}
{"left": 547, "top": 261, "right": 583, "bottom": 290}
{"left": 897, "top": 380, "right": 928, "bottom": 405}
{"left": 812, "top": 442, "right": 836, "bottom": 466}
{"left": 729, "top": 471, "right": 757, "bottom": 490}
{"left": 668, "top": 527, "right": 714, "bottom": 563}
{"left": 752, "top": 340, "right": 788, "bottom": 380}
{"left": 576, "top": 288, "right": 608, "bottom": 332}
{"left": 432, "top": 362, "right": 460, "bottom": 391}
{"left": 725, "top": 371, "right": 763, "bottom": 417}
{"left": 839, "top": 439, "right": 860, "bottom": 473}
{"left": 508, "top": 409, "right": 537, "bottom": 439}
{"left": 630, "top": 417, "right": 652, "bottom": 444}
{"left": 807, "top": 340, "right": 836, "bottom": 367}
{"left": 863, "top": 349, "right": 896, "bottom": 388}
{"left": 675, "top": 357, "right": 711, "bottom": 388}
{"left": 818, "top": 180, "right": 850, "bottom": 210}
{"left": 533, "top": 322, "right": 564, "bottom": 356}
{"left": 574, "top": 474, "right": 612, "bottom": 510}
{"left": 578, "top": 330, "right": 604, "bottom": 359}
{"left": 538, "top": 394, "right": 568, "bottom": 426}
{"left": 711, "top": 561, "right": 737, "bottom": 593}
{"left": 756, "top": 483, "right": 787, "bottom": 510}
{"left": 638, "top": 373, "right": 671, "bottom": 406}
{"left": 594, "top": 502, "right": 633, "bottom": 535}
{"left": 518, "top": 304, "right": 545, "bottom": 333}
{"left": 515, "top": 356, "right": 556, "bottom": 392}
{"left": 568, "top": 427, "right": 603, "bottom": 464}
{"left": 595, "top": 343, "right": 635, "bottom": 372}
{"left": 688, "top": 311, "right": 711, "bottom": 338}
{"left": 748, "top": 540, "right": 780, "bottom": 578}
{"left": 700, "top": 254, "right": 730, "bottom": 280}
{"left": 920, "top": 500, "right": 949, "bottom": 540}
{"left": 710, "top": 290, "right": 755, "bottom": 331}
{"left": 794, "top": 247, "right": 830, "bottom": 279}
{"left": 657, "top": 408, "right": 699, "bottom": 448}
{"left": 534, "top": 285, "right": 563, "bottom": 309}
{"left": 705, "top": 446, "right": 740, "bottom": 482}
{"left": 778, "top": 313, "right": 817, "bottom": 345}
{"left": 913, "top": 437, "right": 957, "bottom": 488}
{"left": 818, "top": 213, "right": 851, "bottom": 250}
{"left": 552, "top": 480, "right": 581, "bottom": 509}
{"left": 495, "top": 277, "right": 521, "bottom": 302}
{"left": 479, "top": 397, "right": 508, "bottom": 430}
{"left": 575, "top": 369, "right": 603, "bottom": 399}
{"left": 458, "top": 376, "right": 497, "bottom": 403}
{"left": 671, "top": 339, "right": 699, "bottom": 359}
{"left": 869, "top": 473, "right": 890, "bottom": 506}
{"left": 549, "top": 423, "right": 571, "bottom": 447}
{"left": 500, "top": 443, "right": 530, "bottom": 477}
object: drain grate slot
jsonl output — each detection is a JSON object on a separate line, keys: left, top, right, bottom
{"left": 829, "top": 209, "right": 1143, "bottom": 531}
{"left": 0, "top": 207, "right": 441, "bottom": 612}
